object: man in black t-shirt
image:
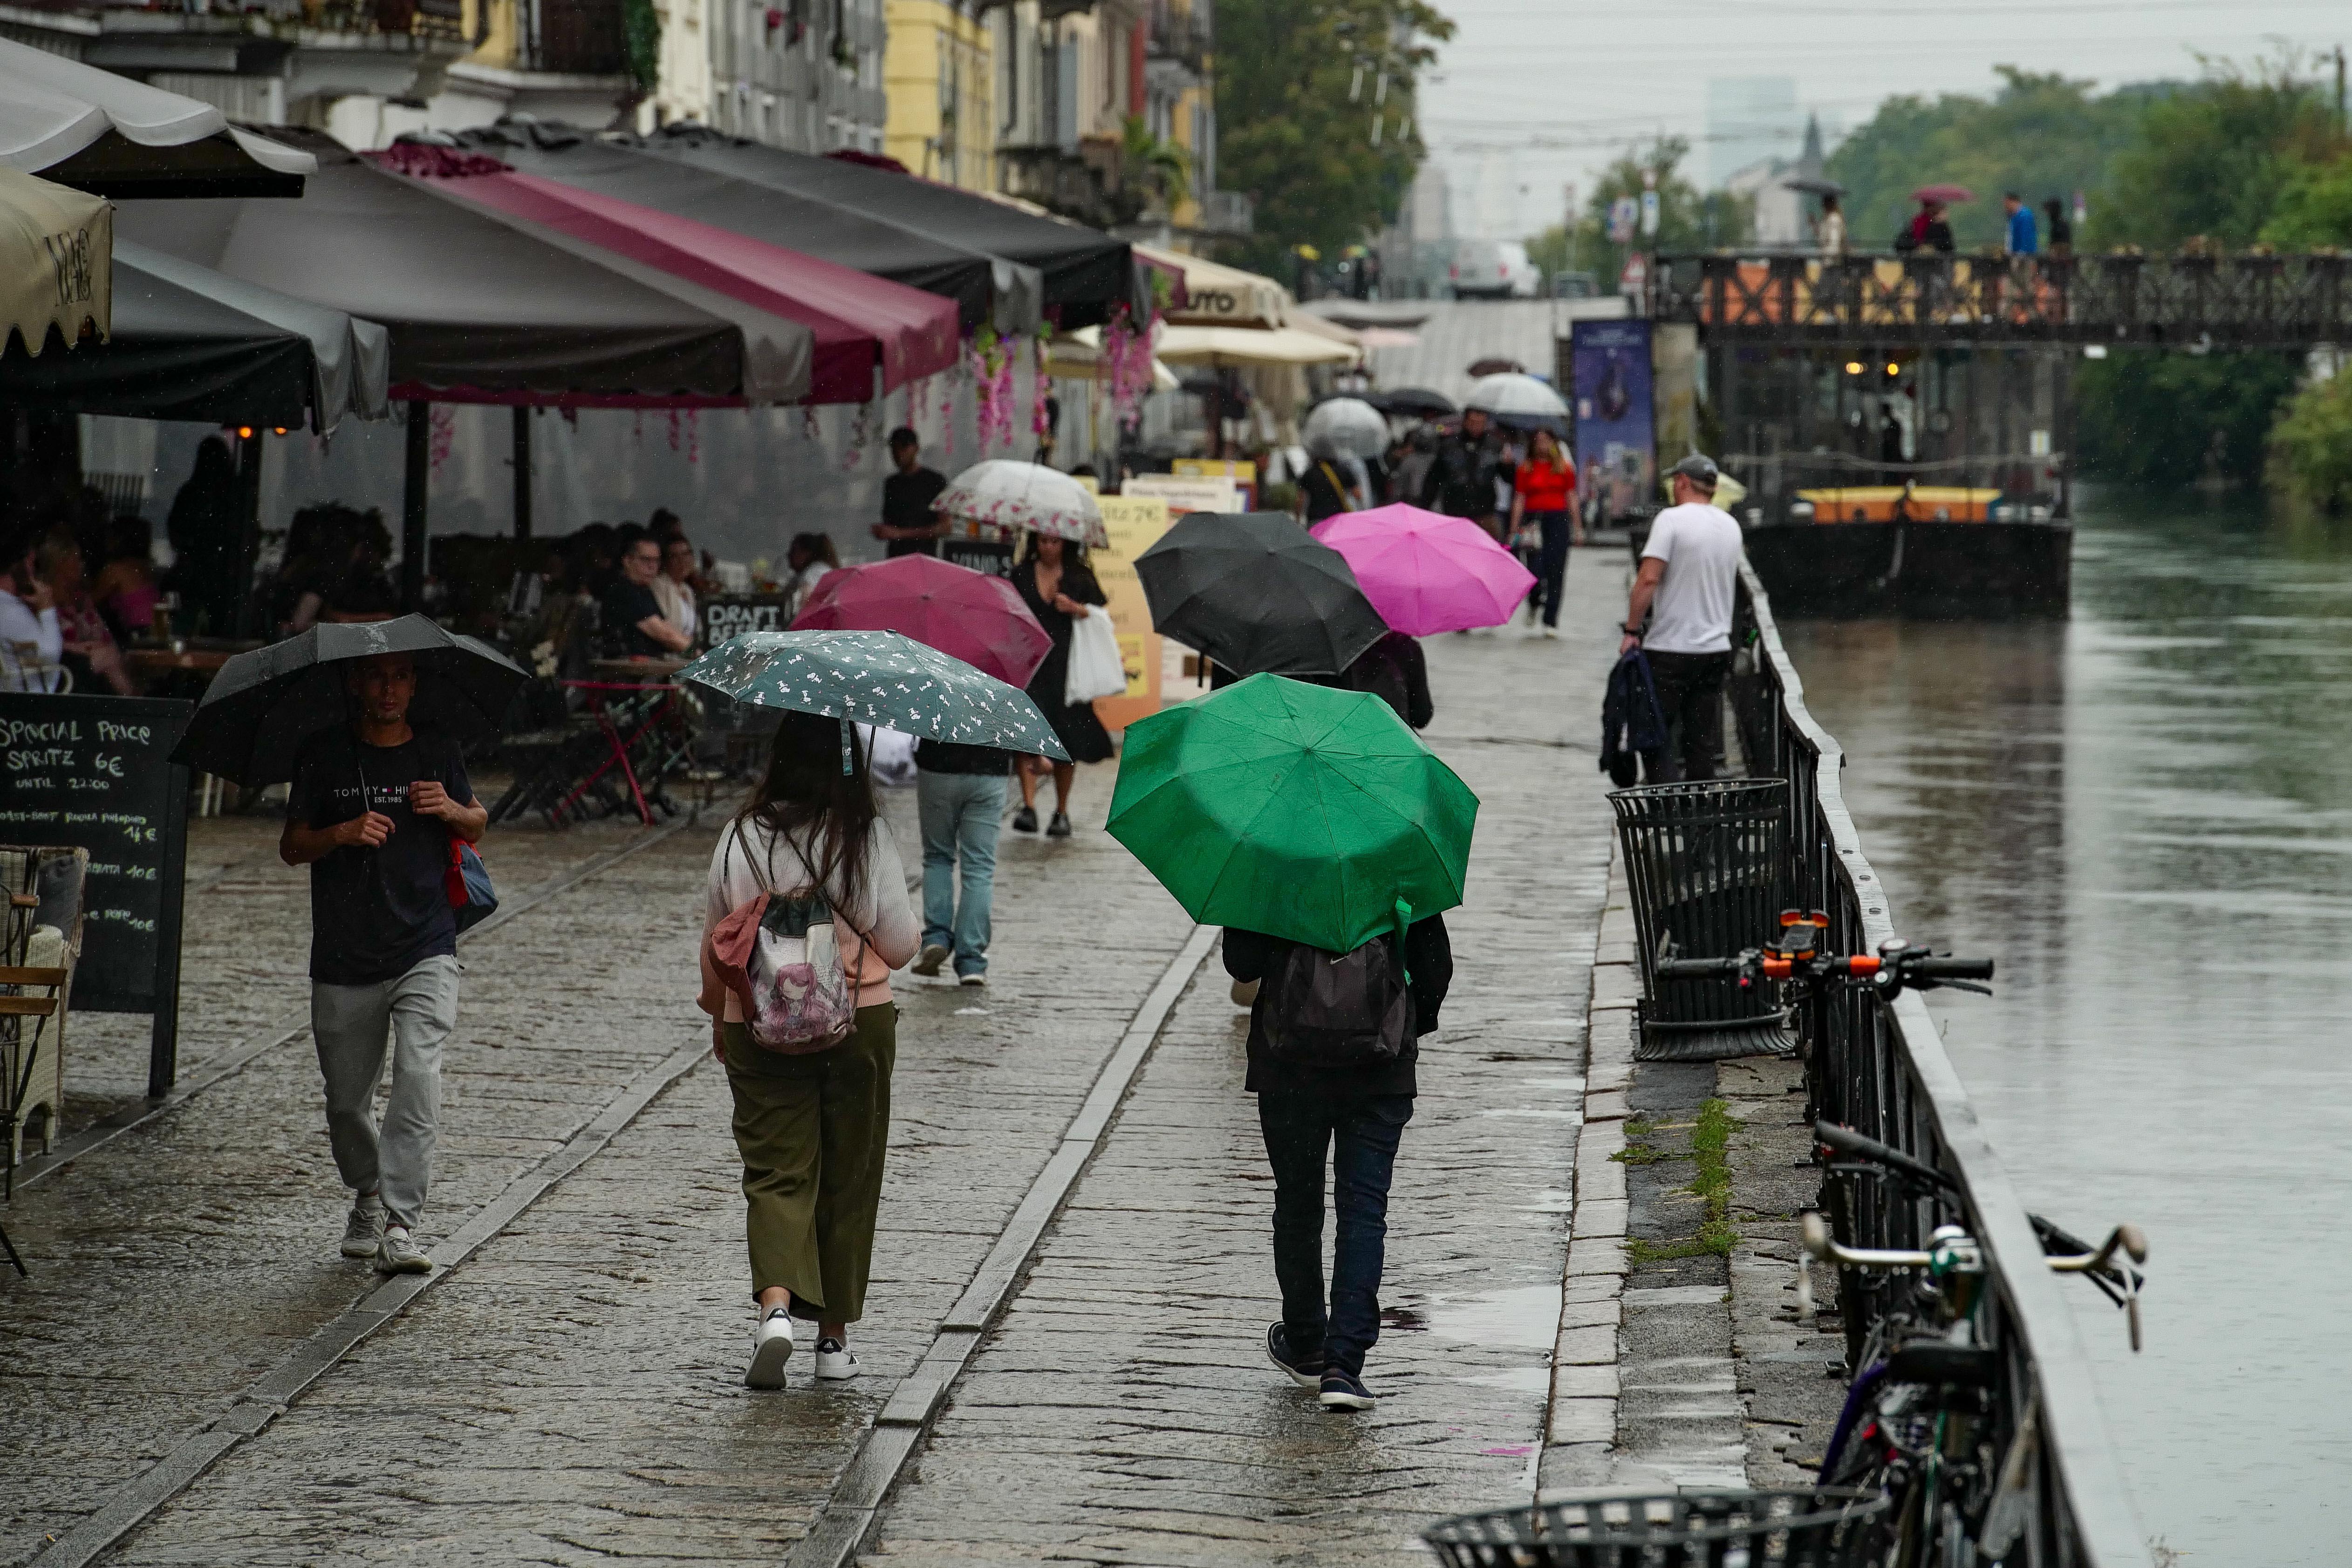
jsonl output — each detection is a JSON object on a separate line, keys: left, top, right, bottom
{"left": 280, "top": 652, "right": 487, "bottom": 1275}
{"left": 876, "top": 427, "right": 949, "bottom": 558}
{"left": 601, "top": 530, "right": 692, "bottom": 658}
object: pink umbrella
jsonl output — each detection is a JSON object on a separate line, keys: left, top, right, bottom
{"left": 1311, "top": 503, "right": 1536, "bottom": 636}
{"left": 791, "top": 554, "right": 1052, "bottom": 687}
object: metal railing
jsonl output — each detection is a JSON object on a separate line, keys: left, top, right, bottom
{"left": 1647, "top": 250, "right": 2352, "bottom": 347}
{"left": 1728, "top": 559, "right": 2153, "bottom": 1568}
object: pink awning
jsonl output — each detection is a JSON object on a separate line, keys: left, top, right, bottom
{"left": 370, "top": 145, "right": 960, "bottom": 405}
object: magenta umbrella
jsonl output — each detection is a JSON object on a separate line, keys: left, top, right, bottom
{"left": 791, "top": 554, "right": 1053, "bottom": 687}
{"left": 1311, "top": 503, "right": 1537, "bottom": 636}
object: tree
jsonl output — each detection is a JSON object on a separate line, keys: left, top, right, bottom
{"left": 2093, "top": 56, "right": 2343, "bottom": 248}
{"left": 2075, "top": 350, "right": 2304, "bottom": 485}
{"left": 1216, "top": 0, "right": 1453, "bottom": 274}
{"left": 2262, "top": 153, "right": 2352, "bottom": 245}
{"left": 1121, "top": 116, "right": 1192, "bottom": 215}
{"left": 1522, "top": 139, "right": 1737, "bottom": 292}
{"left": 2268, "top": 370, "right": 2352, "bottom": 513}
{"left": 1826, "top": 69, "right": 2149, "bottom": 253}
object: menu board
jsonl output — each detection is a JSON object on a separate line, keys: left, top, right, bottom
{"left": 699, "top": 594, "right": 794, "bottom": 649}
{"left": 0, "top": 694, "right": 191, "bottom": 1087}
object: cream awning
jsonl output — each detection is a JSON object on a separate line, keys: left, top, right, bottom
{"left": 0, "top": 163, "right": 108, "bottom": 356}
{"left": 1153, "top": 323, "right": 1361, "bottom": 367}
{"left": 1139, "top": 243, "right": 1292, "bottom": 329}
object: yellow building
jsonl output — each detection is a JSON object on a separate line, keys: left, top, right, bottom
{"left": 884, "top": 0, "right": 994, "bottom": 190}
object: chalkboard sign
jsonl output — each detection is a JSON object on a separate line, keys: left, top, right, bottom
{"left": 700, "top": 594, "right": 793, "bottom": 650}
{"left": 0, "top": 694, "right": 191, "bottom": 1094}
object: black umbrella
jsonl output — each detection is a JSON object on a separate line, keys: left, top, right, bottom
{"left": 1374, "top": 386, "right": 1457, "bottom": 418}
{"left": 1135, "top": 512, "right": 1388, "bottom": 678}
{"left": 171, "top": 616, "right": 528, "bottom": 785}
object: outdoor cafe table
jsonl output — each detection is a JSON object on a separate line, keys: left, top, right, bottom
{"left": 551, "top": 663, "right": 696, "bottom": 826}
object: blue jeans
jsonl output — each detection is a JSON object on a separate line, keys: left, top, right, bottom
{"left": 1533, "top": 509, "right": 1573, "bottom": 626}
{"left": 916, "top": 770, "right": 1005, "bottom": 976}
{"left": 1257, "top": 1089, "right": 1413, "bottom": 1377}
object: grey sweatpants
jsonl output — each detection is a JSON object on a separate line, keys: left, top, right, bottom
{"left": 311, "top": 954, "right": 459, "bottom": 1231}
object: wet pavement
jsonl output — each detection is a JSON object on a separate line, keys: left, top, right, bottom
{"left": 2, "top": 563, "right": 1621, "bottom": 1566}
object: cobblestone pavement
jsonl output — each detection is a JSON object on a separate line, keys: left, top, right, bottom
{"left": 5, "top": 555, "right": 1624, "bottom": 1566}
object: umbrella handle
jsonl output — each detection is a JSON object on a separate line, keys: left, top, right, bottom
{"left": 839, "top": 716, "right": 854, "bottom": 775}
{"left": 1393, "top": 896, "right": 1414, "bottom": 986}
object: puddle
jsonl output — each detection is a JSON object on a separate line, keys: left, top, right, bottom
{"left": 1518, "top": 1076, "right": 1586, "bottom": 1093}
{"left": 1518, "top": 1187, "right": 1574, "bottom": 1214}
{"left": 1480, "top": 1108, "right": 1580, "bottom": 1120}
{"left": 953, "top": 1007, "right": 989, "bottom": 1016}
{"left": 1461, "top": 1367, "right": 1553, "bottom": 1396}
{"left": 1381, "top": 1306, "right": 1427, "bottom": 1332}
{"left": 1422, "top": 1285, "right": 1560, "bottom": 1349}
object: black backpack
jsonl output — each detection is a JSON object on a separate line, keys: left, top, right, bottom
{"left": 1259, "top": 935, "right": 1415, "bottom": 1069}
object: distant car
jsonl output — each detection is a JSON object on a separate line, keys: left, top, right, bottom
{"left": 1449, "top": 240, "right": 1541, "bottom": 300}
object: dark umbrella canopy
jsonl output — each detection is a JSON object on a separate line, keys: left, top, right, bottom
{"left": 1373, "top": 386, "right": 1458, "bottom": 418}
{"left": 629, "top": 125, "right": 1142, "bottom": 328}
{"left": 1135, "top": 511, "right": 1389, "bottom": 678}
{"left": 171, "top": 616, "right": 529, "bottom": 786}
{"left": 444, "top": 124, "right": 1044, "bottom": 334}
{"left": 114, "top": 130, "right": 813, "bottom": 405}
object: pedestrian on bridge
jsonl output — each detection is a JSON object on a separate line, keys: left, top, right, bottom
{"left": 702, "top": 711, "right": 919, "bottom": 1388}
{"left": 280, "top": 651, "right": 488, "bottom": 1275}
{"left": 1621, "top": 454, "right": 1742, "bottom": 781}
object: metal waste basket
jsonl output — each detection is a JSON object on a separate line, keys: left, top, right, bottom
{"left": 1423, "top": 1488, "right": 1887, "bottom": 1567}
{"left": 1609, "top": 779, "right": 1792, "bottom": 1061}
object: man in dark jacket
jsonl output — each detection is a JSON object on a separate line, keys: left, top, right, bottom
{"left": 1222, "top": 914, "right": 1452, "bottom": 1411}
{"left": 1417, "top": 409, "right": 1503, "bottom": 539}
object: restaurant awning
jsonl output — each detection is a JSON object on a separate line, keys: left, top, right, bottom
{"left": 376, "top": 143, "right": 960, "bottom": 404}
{"left": 0, "top": 240, "right": 387, "bottom": 428}
{"left": 442, "top": 124, "right": 1045, "bottom": 335}
{"left": 629, "top": 126, "right": 1142, "bottom": 328}
{"left": 0, "top": 37, "right": 315, "bottom": 199}
{"left": 2, "top": 164, "right": 109, "bottom": 355}
{"left": 1153, "top": 324, "right": 1362, "bottom": 368}
{"left": 114, "top": 130, "right": 814, "bottom": 406}
{"left": 1140, "top": 244, "right": 1288, "bottom": 330}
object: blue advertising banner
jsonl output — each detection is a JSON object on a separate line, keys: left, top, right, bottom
{"left": 1572, "top": 318, "right": 1655, "bottom": 520}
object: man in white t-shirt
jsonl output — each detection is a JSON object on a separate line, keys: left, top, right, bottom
{"left": 1621, "top": 455, "right": 1742, "bottom": 781}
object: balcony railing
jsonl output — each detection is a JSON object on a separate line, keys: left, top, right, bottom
{"left": 1728, "top": 558, "right": 2154, "bottom": 1568}
{"left": 1646, "top": 251, "right": 2352, "bottom": 348}
{"left": 1197, "top": 188, "right": 1251, "bottom": 236}
{"left": 526, "top": 0, "right": 627, "bottom": 75}
{"left": 1147, "top": 0, "right": 1210, "bottom": 71}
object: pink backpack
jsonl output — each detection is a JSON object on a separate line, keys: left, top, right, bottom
{"left": 707, "top": 825, "right": 862, "bottom": 1052}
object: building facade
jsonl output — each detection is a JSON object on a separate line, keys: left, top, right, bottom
{"left": 882, "top": 0, "right": 991, "bottom": 184}
{"left": 707, "top": 0, "right": 888, "bottom": 151}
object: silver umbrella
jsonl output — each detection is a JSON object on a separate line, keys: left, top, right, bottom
{"left": 1465, "top": 371, "right": 1570, "bottom": 433}
{"left": 1303, "top": 396, "right": 1391, "bottom": 459}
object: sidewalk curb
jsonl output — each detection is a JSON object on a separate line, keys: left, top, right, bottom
{"left": 786, "top": 922, "right": 1220, "bottom": 1568}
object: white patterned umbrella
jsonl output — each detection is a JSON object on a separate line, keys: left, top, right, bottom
{"left": 678, "top": 629, "right": 1069, "bottom": 760}
{"left": 1465, "top": 371, "right": 1570, "bottom": 433}
{"left": 1303, "top": 396, "right": 1390, "bottom": 459}
{"left": 936, "top": 459, "right": 1109, "bottom": 548}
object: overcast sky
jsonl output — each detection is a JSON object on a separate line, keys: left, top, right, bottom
{"left": 1416, "top": 0, "right": 2350, "bottom": 239}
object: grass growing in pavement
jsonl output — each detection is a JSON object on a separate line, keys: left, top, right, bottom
{"left": 1627, "top": 1098, "right": 1741, "bottom": 1265}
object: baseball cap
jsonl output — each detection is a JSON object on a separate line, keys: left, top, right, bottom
{"left": 1668, "top": 453, "right": 1719, "bottom": 486}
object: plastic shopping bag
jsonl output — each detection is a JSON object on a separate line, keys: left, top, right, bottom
{"left": 1064, "top": 606, "right": 1128, "bottom": 704}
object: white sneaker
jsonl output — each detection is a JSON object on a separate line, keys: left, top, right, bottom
{"left": 1542, "top": 627, "right": 1560, "bottom": 639}
{"left": 957, "top": 972, "right": 987, "bottom": 987}
{"left": 340, "top": 1193, "right": 385, "bottom": 1259}
{"left": 375, "top": 1225, "right": 431, "bottom": 1275}
{"left": 814, "top": 1336, "right": 860, "bottom": 1381}
{"left": 747, "top": 1307, "right": 795, "bottom": 1388}
{"left": 912, "top": 943, "right": 950, "bottom": 977}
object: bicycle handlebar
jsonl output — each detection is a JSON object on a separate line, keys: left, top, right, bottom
{"left": 2046, "top": 1223, "right": 2149, "bottom": 1274}
{"left": 1655, "top": 957, "right": 1744, "bottom": 979}
{"left": 1907, "top": 956, "right": 1996, "bottom": 981}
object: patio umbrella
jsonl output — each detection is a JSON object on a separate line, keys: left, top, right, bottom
{"left": 1311, "top": 504, "right": 1537, "bottom": 636}
{"left": 1912, "top": 184, "right": 1974, "bottom": 205}
{"left": 1154, "top": 323, "right": 1360, "bottom": 369}
{"left": 630, "top": 125, "right": 1142, "bottom": 327}
{"left": 1, "top": 164, "right": 109, "bottom": 354}
{"left": 1134, "top": 511, "right": 1387, "bottom": 678}
{"left": 1465, "top": 371, "right": 1570, "bottom": 434}
{"left": 1304, "top": 397, "right": 1390, "bottom": 460}
{"left": 1467, "top": 356, "right": 1525, "bottom": 377}
{"left": 1374, "top": 386, "right": 1457, "bottom": 418}
{"left": 938, "top": 459, "right": 1109, "bottom": 548}
{"left": 378, "top": 144, "right": 959, "bottom": 403}
{"left": 1106, "top": 674, "right": 1479, "bottom": 952}
{"left": 0, "top": 37, "right": 314, "bottom": 199}
{"left": 1783, "top": 176, "right": 1845, "bottom": 197}
{"left": 791, "top": 554, "right": 1052, "bottom": 688}
{"left": 443, "top": 124, "right": 1044, "bottom": 334}
{"left": 678, "top": 630, "right": 1068, "bottom": 760}
{"left": 0, "top": 240, "right": 388, "bottom": 429}
{"left": 171, "top": 616, "right": 529, "bottom": 785}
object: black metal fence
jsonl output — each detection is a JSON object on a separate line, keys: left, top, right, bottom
{"left": 1649, "top": 250, "right": 2351, "bottom": 347}
{"left": 1728, "top": 560, "right": 2153, "bottom": 1568}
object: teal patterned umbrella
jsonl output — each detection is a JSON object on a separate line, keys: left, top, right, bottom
{"left": 679, "top": 630, "right": 1070, "bottom": 761}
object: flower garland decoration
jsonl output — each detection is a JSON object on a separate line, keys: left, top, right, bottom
{"left": 1032, "top": 325, "right": 1053, "bottom": 444}
{"left": 429, "top": 404, "right": 456, "bottom": 473}
{"left": 841, "top": 397, "right": 876, "bottom": 471}
{"left": 971, "top": 326, "right": 1017, "bottom": 450}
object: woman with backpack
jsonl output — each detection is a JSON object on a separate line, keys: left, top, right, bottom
{"left": 699, "top": 711, "right": 919, "bottom": 1388}
{"left": 1222, "top": 912, "right": 1452, "bottom": 1411}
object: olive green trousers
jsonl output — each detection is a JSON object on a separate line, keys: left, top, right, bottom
{"left": 721, "top": 1004, "right": 896, "bottom": 1322}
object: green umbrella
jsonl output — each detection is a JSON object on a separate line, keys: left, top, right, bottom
{"left": 679, "top": 630, "right": 1071, "bottom": 764}
{"left": 1108, "top": 674, "right": 1478, "bottom": 952}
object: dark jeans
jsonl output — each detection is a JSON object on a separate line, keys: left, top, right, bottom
{"left": 1257, "top": 1088, "right": 1414, "bottom": 1377}
{"left": 1532, "top": 510, "right": 1572, "bottom": 627}
{"left": 1643, "top": 649, "right": 1731, "bottom": 782}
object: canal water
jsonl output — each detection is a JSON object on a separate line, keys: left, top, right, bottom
{"left": 1778, "top": 492, "right": 2352, "bottom": 1564}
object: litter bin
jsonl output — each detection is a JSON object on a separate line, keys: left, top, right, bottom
{"left": 1609, "top": 779, "right": 1792, "bottom": 1061}
{"left": 1423, "top": 1488, "right": 1887, "bottom": 1567}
